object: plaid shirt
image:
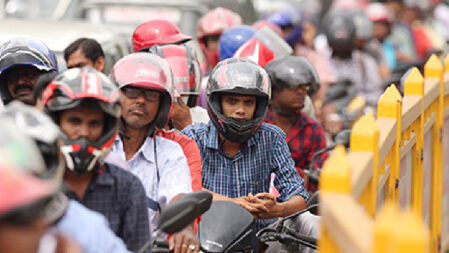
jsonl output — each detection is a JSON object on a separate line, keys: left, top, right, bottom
{"left": 65, "top": 163, "right": 150, "bottom": 253}
{"left": 181, "top": 122, "right": 309, "bottom": 230}
{"left": 264, "top": 108, "right": 328, "bottom": 175}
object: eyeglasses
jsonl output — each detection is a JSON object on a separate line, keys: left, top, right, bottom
{"left": 121, "top": 87, "right": 160, "bottom": 102}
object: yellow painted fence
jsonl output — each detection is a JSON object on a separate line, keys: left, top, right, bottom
{"left": 319, "top": 54, "right": 449, "bottom": 253}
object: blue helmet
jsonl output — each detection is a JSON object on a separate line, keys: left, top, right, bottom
{"left": 267, "top": 9, "right": 304, "bottom": 48}
{"left": 0, "top": 37, "right": 58, "bottom": 105}
{"left": 219, "top": 25, "right": 256, "bottom": 61}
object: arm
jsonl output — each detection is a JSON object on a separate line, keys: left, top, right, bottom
{"left": 201, "top": 188, "right": 270, "bottom": 214}
{"left": 158, "top": 140, "right": 192, "bottom": 203}
{"left": 171, "top": 98, "right": 193, "bottom": 130}
{"left": 122, "top": 178, "right": 151, "bottom": 253}
{"left": 307, "top": 123, "right": 328, "bottom": 170}
{"left": 55, "top": 200, "right": 133, "bottom": 253}
{"left": 168, "top": 193, "right": 200, "bottom": 253}
{"left": 158, "top": 131, "right": 203, "bottom": 192}
{"left": 271, "top": 135, "right": 309, "bottom": 209}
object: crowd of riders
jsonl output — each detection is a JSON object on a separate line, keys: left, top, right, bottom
{"left": 0, "top": 0, "right": 448, "bottom": 252}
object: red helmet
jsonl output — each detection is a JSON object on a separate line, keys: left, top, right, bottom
{"left": 0, "top": 163, "right": 54, "bottom": 222}
{"left": 252, "top": 20, "right": 283, "bottom": 37}
{"left": 150, "top": 44, "right": 202, "bottom": 97}
{"left": 110, "top": 53, "right": 174, "bottom": 133}
{"left": 333, "top": 0, "right": 368, "bottom": 9}
{"left": 197, "top": 8, "right": 242, "bottom": 70}
{"left": 42, "top": 67, "right": 120, "bottom": 175}
{"left": 132, "top": 19, "right": 192, "bottom": 52}
{"left": 233, "top": 38, "right": 275, "bottom": 67}
{"left": 196, "top": 7, "right": 242, "bottom": 39}
{"left": 366, "top": 3, "right": 393, "bottom": 23}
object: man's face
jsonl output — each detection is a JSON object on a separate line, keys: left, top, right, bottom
{"left": 6, "top": 65, "right": 41, "bottom": 105}
{"left": 221, "top": 94, "right": 257, "bottom": 120}
{"left": 373, "top": 22, "right": 390, "bottom": 42}
{"left": 59, "top": 106, "right": 104, "bottom": 141}
{"left": 274, "top": 85, "right": 308, "bottom": 113}
{"left": 67, "top": 48, "right": 104, "bottom": 72}
{"left": 0, "top": 217, "right": 47, "bottom": 253}
{"left": 120, "top": 86, "right": 160, "bottom": 129}
{"left": 204, "top": 35, "right": 220, "bottom": 51}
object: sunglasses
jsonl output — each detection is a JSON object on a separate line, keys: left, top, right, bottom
{"left": 122, "top": 87, "right": 161, "bottom": 102}
{"left": 5, "top": 67, "right": 41, "bottom": 84}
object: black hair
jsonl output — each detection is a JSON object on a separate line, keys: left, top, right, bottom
{"left": 63, "top": 38, "right": 104, "bottom": 64}
{"left": 33, "top": 72, "right": 58, "bottom": 103}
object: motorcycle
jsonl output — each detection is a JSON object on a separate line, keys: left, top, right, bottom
{"left": 304, "top": 129, "right": 351, "bottom": 192}
{"left": 137, "top": 191, "right": 213, "bottom": 253}
{"left": 197, "top": 192, "right": 320, "bottom": 253}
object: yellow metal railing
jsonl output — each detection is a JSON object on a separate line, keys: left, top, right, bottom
{"left": 319, "top": 55, "right": 449, "bottom": 253}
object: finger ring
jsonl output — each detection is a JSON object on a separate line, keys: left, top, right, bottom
{"left": 189, "top": 245, "right": 196, "bottom": 250}
{"left": 182, "top": 244, "right": 188, "bottom": 248}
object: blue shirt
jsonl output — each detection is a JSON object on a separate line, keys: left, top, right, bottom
{"left": 182, "top": 122, "right": 309, "bottom": 229}
{"left": 54, "top": 200, "right": 132, "bottom": 253}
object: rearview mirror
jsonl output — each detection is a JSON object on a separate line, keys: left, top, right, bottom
{"left": 158, "top": 191, "right": 212, "bottom": 234}
{"left": 334, "top": 129, "right": 351, "bottom": 148}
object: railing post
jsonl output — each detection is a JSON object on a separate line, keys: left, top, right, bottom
{"left": 375, "top": 203, "right": 399, "bottom": 253}
{"left": 442, "top": 54, "right": 449, "bottom": 253}
{"left": 350, "top": 113, "right": 379, "bottom": 216}
{"left": 424, "top": 55, "right": 444, "bottom": 253}
{"left": 319, "top": 145, "right": 352, "bottom": 253}
{"left": 350, "top": 113, "right": 379, "bottom": 217}
{"left": 404, "top": 67, "right": 425, "bottom": 216}
{"left": 394, "top": 211, "right": 429, "bottom": 253}
{"left": 375, "top": 203, "right": 429, "bottom": 253}
{"left": 377, "top": 85, "right": 402, "bottom": 203}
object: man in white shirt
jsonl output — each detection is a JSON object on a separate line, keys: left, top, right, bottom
{"left": 109, "top": 53, "right": 198, "bottom": 253}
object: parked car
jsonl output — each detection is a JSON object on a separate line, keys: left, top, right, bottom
{"left": 0, "top": 18, "right": 130, "bottom": 73}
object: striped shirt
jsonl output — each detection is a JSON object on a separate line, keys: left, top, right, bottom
{"left": 181, "top": 122, "right": 309, "bottom": 229}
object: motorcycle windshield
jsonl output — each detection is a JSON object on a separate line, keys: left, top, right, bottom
{"left": 198, "top": 201, "right": 255, "bottom": 252}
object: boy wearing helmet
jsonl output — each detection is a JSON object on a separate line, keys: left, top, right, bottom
{"left": 0, "top": 163, "right": 59, "bottom": 253}
{"left": 0, "top": 37, "right": 58, "bottom": 106}
{"left": 325, "top": 11, "right": 383, "bottom": 106}
{"left": 109, "top": 53, "right": 198, "bottom": 253}
{"left": 1, "top": 101, "right": 133, "bottom": 253}
{"left": 150, "top": 44, "right": 208, "bottom": 130}
{"left": 0, "top": 118, "right": 82, "bottom": 253}
{"left": 42, "top": 67, "right": 150, "bottom": 252}
{"left": 264, "top": 56, "right": 327, "bottom": 188}
{"left": 182, "top": 58, "right": 308, "bottom": 230}
{"left": 197, "top": 7, "right": 242, "bottom": 72}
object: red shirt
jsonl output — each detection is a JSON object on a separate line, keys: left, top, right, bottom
{"left": 264, "top": 108, "right": 328, "bottom": 176}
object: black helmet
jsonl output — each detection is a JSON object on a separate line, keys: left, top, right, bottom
{"left": 0, "top": 37, "right": 58, "bottom": 105}
{"left": 324, "top": 10, "right": 356, "bottom": 52}
{"left": 207, "top": 58, "right": 271, "bottom": 143}
{"left": 265, "top": 55, "right": 320, "bottom": 95}
{"left": 42, "top": 67, "right": 120, "bottom": 175}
